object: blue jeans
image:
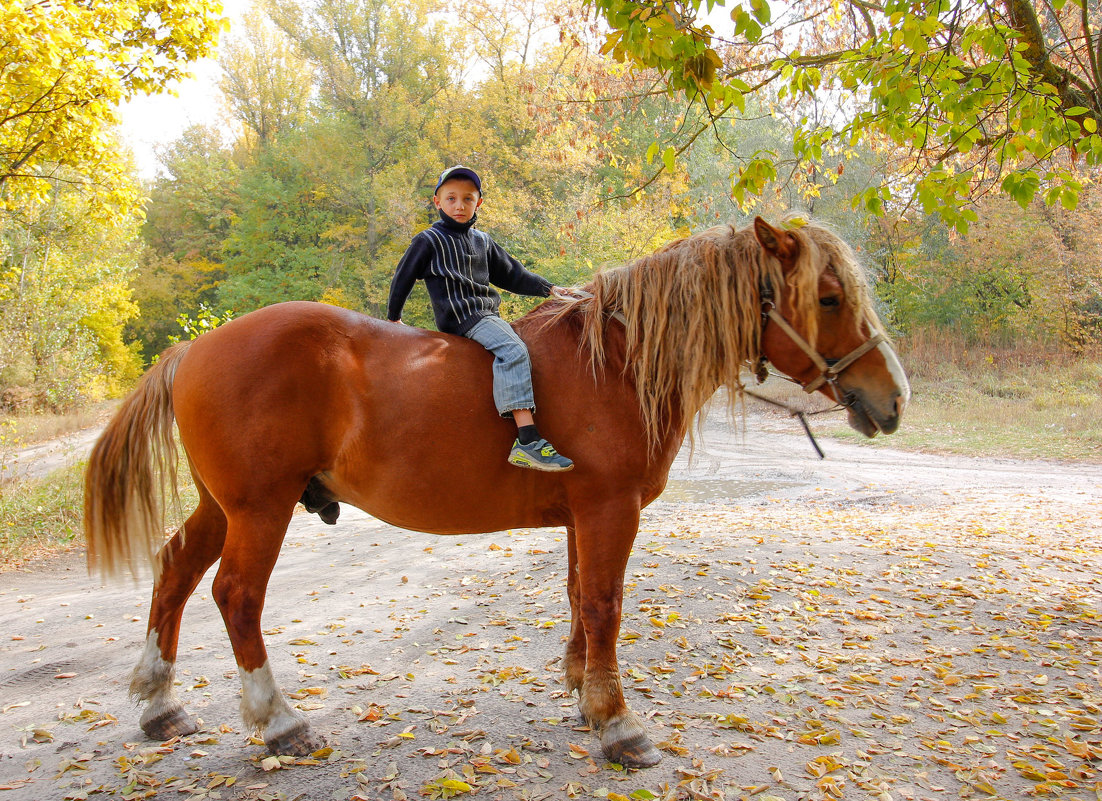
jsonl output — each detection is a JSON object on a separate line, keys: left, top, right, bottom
{"left": 464, "top": 315, "right": 536, "bottom": 418}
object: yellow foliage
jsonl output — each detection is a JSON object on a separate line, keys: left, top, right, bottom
{"left": 0, "top": 0, "right": 225, "bottom": 215}
{"left": 319, "top": 287, "right": 352, "bottom": 309}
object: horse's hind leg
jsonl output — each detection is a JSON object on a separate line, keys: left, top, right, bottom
{"left": 213, "top": 502, "right": 323, "bottom": 756}
{"left": 573, "top": 503, "right": 662, "bottom": 768}
{"left": 563, "top": 525, "right": 587, "bottom": 696}
{"left": 131, "top": 486, "right": 227, "bottom": 740}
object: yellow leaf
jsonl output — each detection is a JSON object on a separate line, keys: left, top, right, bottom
{"left": 567, "top": 743, "right": 589, "bottom": 758}
{"left": 806, "top": 755, "right": 841, "bottom": 777}
{"left": 439, "top": 778, "right": 471, "bottom": 792}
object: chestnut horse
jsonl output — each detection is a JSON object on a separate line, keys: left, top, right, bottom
{"left": 84, "top": 218, "right": 908, "bottom": 768}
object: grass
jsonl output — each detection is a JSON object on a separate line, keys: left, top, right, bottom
{"left": 0, "top": 453, "right": 198, "bottom": 570}
{"left": 0, "top": 461, "right": 86, "bottom": 566}
{"left": 0, "top": 401, "right": 115, "bottom": 449}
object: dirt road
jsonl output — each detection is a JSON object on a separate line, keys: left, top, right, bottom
{"left": 1, "top": 413, "right": 1100, "bottom": 801}
{"left": 1, "top": 426, "right": 102, "bottom": 484}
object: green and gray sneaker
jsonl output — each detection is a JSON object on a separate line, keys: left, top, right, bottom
{"left": 508, "top": 438, "right": 574, "bottom": 472}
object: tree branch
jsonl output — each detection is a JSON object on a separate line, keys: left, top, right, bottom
{"left": 1004, "top": 0, "right": 1100, "bottom": 119}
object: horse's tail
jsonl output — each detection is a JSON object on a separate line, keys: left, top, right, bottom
{"left": 84, "top": 341, "right": 192, "bottom": 582}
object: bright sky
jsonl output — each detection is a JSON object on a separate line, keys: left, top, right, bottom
{"left": 118, "top": 0, "right": 253, "bottom": 180}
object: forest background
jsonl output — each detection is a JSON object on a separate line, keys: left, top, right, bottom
{"left": 1, "top": 0, "right": 1101, "bottom": 464}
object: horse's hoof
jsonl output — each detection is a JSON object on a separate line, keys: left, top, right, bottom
{"left": 606, "top": 735, "right": 662, "bottom": 768}
{"left": 601, "top": 715, "right": 662, "bottom": 768}
{"left": 141, "top": 706, "right": 199, "bottom": 740}
{"left": 264, "top": 723, "right": 325, "bottom": 756}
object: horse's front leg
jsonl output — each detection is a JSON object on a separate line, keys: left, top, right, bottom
{"left": 213, "top": 505, "right": 324, "bottom": 756}
{"left": 573, "top": 504, "right": 661, "bottom": 768}
{"left": 563, "top": 525, "right": 587, "bottom": 696}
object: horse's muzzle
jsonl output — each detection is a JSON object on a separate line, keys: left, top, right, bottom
{"left": 846, "top": 388, "right": 905, "bottom": 437}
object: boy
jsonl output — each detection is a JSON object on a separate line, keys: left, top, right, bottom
{"left": 387, "top": 165, "right": 573, "bottom": 472}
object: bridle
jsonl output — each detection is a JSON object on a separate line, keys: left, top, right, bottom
{"left": 756, "top": 282, "right": 887, "bottom": 405}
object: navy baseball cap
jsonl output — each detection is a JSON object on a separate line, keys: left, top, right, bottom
{"left": 435, "top": 165, "right": 482, "bottom": 194}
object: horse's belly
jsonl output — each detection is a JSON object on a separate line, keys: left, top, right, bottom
{"left": 327, "top": 448, "right": 565, "bottom": 536}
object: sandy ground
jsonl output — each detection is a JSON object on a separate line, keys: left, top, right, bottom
{"left": 1, "top": 411, "right": 1100, "bottom": 801}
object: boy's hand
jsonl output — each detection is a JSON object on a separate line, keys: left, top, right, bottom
{"left": 551, "top": 286, "right": 587, "bottom": 300}
{"left": 389, "top": 318, "right": 405, "bottom": 325}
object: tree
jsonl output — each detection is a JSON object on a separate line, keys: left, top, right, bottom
{"left": 127, "top": 125, "right": 238, "bottom": 361}
{"left": 219, "top": 10, "right": 314, "bottom": 150}
{"left": 0, "top": 0, "right": 225, "bottom": 214}
{"left": 0, "top": 180, "right": 142, "bottom": 407}
{"left": 589, "top": 0, "right": 1102, "bottom": 231}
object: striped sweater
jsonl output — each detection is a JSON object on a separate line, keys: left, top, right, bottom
{"left": 387, "top": 218, "right": 553, "bottom": 335}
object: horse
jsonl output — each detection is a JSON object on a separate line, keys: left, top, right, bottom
{"left": 84, "top": 217, "right": 908, "bottom": 768}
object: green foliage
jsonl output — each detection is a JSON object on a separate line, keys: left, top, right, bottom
{"left": 219, "top": 10, "right": 312, "bottom": 147}
{"left": 0, "top": 0, "right": 226, "bottom": 390}
{"left": 589, "top": 0, "right": 1102, "bottom": 230}
{"left": 218, "top": 150, "right": 338, "bottom": 309}
{"left": 127, "top": 0, "right": 1100, "bottom": 374}
{"left": 170, "top": 304, "right": 236, "bottom": 343}
{"left": 870, "top": 191, "right": 1102, "bottom": 349}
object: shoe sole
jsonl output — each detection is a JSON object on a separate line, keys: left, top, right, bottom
{"left": 508, "top": 454, "right": 575, "bottom": 472}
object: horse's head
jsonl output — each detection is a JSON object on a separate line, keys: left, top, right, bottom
{"left": 753, "top": 217, "right": 909, "bottom": 436}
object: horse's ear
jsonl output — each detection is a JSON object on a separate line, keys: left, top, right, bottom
{"left": 753, "top": 217, "right": 799, "bottom": 266}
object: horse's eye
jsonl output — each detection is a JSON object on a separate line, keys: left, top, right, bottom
{"left": 820, "top": 296, "right": 841, "bottom": 308}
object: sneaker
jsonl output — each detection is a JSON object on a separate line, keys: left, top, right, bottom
{"left": 508, "top": 438, "right": 574, "bottom": 472}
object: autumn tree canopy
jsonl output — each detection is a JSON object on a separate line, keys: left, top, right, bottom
{"left": 0, "top": 0, "right": 225, "bottom": 213}
{"left": 0, "top": 0, "right": 225, "bottom": 407}
{"left": 590, "top": 0, "right": 1102, "bottom": 230}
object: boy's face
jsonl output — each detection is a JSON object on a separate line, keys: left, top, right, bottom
{"left": 434, "top": 178, "right": 482, "bottom": 223}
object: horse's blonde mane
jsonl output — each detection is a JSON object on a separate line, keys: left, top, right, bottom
{"left": 544, "top": 220, "right": 877, "bottom": 444}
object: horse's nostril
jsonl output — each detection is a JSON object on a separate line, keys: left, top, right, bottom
{"left": 894, "top": 393, "right": 906, "bottom": 417}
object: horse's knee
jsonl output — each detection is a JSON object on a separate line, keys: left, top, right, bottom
{"left": 211, "top": 572, "right": 266, "bottom": 664}
{"left": 210, "top": 573, "right": 239, "bottom": 613}
{"left": 211, "top": 570, "right": 260, "bottom": 617}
